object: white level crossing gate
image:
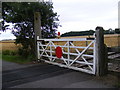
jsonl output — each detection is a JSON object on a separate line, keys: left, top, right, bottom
{"left": 37, "top": 36, "right": 96, "bottom": 74}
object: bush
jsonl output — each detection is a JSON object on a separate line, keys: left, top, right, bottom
{"left": 11, "top": 51, "right": 17, "bottom": 55}
{"left": 18, "top": 48, "right": 33, "bottom": 58}
{"left": 18, "top": 48, "right": 27, "bottom": 57}
{"left": 2, "top": 50, "right": 18, "bottom": 55}
{"left": 2, "top": 50, "right": 11, "bottom": 55}
{"left": 27, "top": 55, "right": 35, "bottom": 61}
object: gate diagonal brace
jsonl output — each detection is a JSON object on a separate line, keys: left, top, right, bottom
{"left": 69, "top": 40, "right": 94, "bottom": 67}
{"left": 70, "top": 41, "right": 93, "bottom": 71}
{"left": 82, "top": 56, "right": 93, "bottom": 71}
{"left": 50, "top": 41, "right": 68, "bottom": 65}
{"left": 70, "top": 42, "right": 80, "bottom": 54}
{"left": 39, "top": 41, "right": 51, "bottom": 60}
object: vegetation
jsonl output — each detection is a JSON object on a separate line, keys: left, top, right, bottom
{"left": 2, "top": 2, "right": 60, "bottom": 58}
{"left": 2, "top": 50, "right": 17, "bottom": 55}
{"left": 61, "top": 28, "right": 120, "bottom": 37}
{"left": 104, "top": 28, "right": 120, "bottom": 34}
{"left": 116, "top": 82, "right": 120, "bottom": 88}
{"left": 2, "top": 50, "right": 33, "bottom": 64}
{"left": 2, "top": 55, "right": 32, "bottom": 64}
{"left": 61, "top": 30, "right": 94, "bottom": 37}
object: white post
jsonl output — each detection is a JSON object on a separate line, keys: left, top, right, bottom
{"left": 67, "top": 41, "right": 70, "bottom": 66}
{"left": 50, "top": 41, "right": 52, "bottom": 61}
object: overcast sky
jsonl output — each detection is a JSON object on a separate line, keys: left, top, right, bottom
{"left": 0, "top": 0, "right": 119, "bottom": 40}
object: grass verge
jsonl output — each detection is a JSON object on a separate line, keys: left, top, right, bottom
{"left": 115, "top": 82, "right": 120, "bottom": 88}
{"left": 2, "top": 55, "right": 32, "bottom": 64}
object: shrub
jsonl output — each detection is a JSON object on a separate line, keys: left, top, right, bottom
{"left": 2, "top": 50, "right": 11, "bottom": 55}
{"left": 11, "top": 51, "right": 17, "bottom": 55}
{"left": 18, "top": 47, "right": 32, "bottom": 58}
{"left": 2, "top": 50, "right": 18, "bottom": 55}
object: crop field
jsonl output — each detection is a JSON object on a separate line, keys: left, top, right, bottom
{"left": 1, "top": 34, "right": 120, "bottom": 52}
{"left": 61, "top": 34, "right": 120, "bottom": 47}
{"left": 1, "top": 40, "right": 21, "bottom": 51}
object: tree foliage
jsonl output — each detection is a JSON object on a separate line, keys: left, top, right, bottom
{"left": 2, "top": 2, "right": 60, "bottom": 57}
{"left": 61, "top": 28, "right": 120, "bottom": 37}
{"left": 61, "top": 30, "right": 95, "bottom": 37}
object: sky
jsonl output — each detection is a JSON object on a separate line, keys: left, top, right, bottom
{"left": 0, "top": 0, "right": 119, "bottom": 40}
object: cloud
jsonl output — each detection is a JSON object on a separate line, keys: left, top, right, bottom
{"left": 53, "top": 0, "right": 119, "bottom": 34}
{"left": 1, "top": 0, "right": 119, "bottom": 40}
{"left": 0, "top": 30, "right": 16, "bottom": 40}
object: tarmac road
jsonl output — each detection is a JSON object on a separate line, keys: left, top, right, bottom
{"left": 2, "top": 60, "right": 117, "bottom": 88}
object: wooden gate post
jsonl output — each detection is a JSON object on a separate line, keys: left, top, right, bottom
{"left": 95, "top": 26, "right": 108, "bottom": 76}
{"left": 34, "top": 12, "right": 42, "bottom": 60}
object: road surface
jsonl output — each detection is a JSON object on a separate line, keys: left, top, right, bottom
{"left": 2, "top": 60, "right": 118, "bottom": 88}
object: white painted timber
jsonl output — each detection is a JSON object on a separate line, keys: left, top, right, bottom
{"left": 37, "top": 36, "right": 96, "bottom": 75}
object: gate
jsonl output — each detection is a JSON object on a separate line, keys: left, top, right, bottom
{"left": 37, "top": 36, "right": 96, "bottom": 74}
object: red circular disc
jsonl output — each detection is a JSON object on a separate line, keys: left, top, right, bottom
{"left": 58, "top": 32, "right": 60, "bottom": 36}
{"left": 55, "top": 46, "right": 62, "bottom": 58}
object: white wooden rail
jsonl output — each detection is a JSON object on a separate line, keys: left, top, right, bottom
{"left": 37, "top": 36, "right": 96, "bottom": 74}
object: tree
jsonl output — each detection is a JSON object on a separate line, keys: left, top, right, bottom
{"left": 2, "top": 2, "right": 60, "bottom": 58}
{"left": 115, "top": 28, "right": 120, "bottom": 34}
{"left": 61, "top": 30, "right": 95, "bottom": 37}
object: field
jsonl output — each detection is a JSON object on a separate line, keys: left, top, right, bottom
{"left": 61, "top": 34, "right": 120, "bottom": 47}
{"left": 1, "top": 34, "right": 120, "bottom": 52}
{"left": 1, "top": 40, "right": 21, "bottom": 51}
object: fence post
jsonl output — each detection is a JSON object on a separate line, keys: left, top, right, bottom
{"left": 95, "top": 26, "right": 108, "bottom": 76}
{"left": 34, "top": 12, "right": 42, "bottom": 60}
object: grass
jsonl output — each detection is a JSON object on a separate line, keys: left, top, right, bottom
{"left": 116, "top": 82, "right": 120, "bottom": 88}
{"left": 2, "top": 55, "right": 32, "bottom": 64}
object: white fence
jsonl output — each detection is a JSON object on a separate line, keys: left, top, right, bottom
{"left": 37, "top": 36, "right": 96, "bottom": 74}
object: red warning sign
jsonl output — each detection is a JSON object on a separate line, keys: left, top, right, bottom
{"left": 58, "top": 32, "right": 60, "bottom": 36}
{"left": 55, "top": 46, "right": 62, "bottom": 58}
